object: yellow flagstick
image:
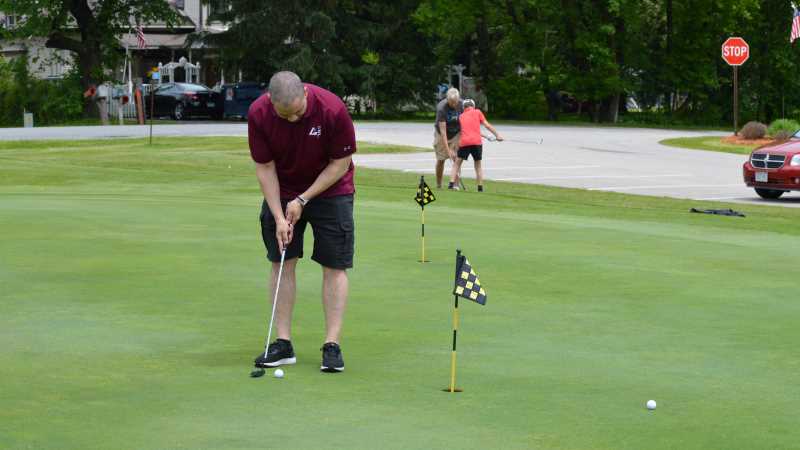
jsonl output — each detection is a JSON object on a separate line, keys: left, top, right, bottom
{"left": 449, "top": 296, "right": 459, "bottom": 392}
{"left": 446, "top": 249, "right": 462, "bottom": 393}
{"left": 421, "top": 205, "right": 426, "bottom": 263}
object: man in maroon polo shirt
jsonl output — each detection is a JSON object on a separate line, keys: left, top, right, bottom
{"left": 249, "top": 71, "right": 355, "bottom": 373}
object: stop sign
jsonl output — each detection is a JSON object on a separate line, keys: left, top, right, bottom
{"left": 722, "top": 37, "right": 749, "bottom": 66}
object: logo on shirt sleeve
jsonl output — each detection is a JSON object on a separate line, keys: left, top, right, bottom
{"left": 309, "top": 126, "right": 322, "bottom": 137}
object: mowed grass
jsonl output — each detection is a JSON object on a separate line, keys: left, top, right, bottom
{"left": 659, "top": 136, "right": 761, "bottom": 154}
{"left": 2, "top": 137, "right": 800, "bottom": 450}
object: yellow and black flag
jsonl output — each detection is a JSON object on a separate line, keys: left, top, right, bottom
{"left": 454, "top": 256, "right": 487, "bottom": 305}
{"left": 446, "top": 250, "right": 487, "bottom": 393}
{"left": 415, "top": 176, "right": 435, "bottom": 263}
{"left": 415, "top": 176, "right": 436, "bottom": 207}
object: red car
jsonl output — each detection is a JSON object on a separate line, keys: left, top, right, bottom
{"left": 743, "top": 140, "right": 800, "bottom": 199}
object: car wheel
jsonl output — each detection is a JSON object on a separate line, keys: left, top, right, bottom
{"left": 755, "top": 188, "right": 785, "bottom": 199}
{"left": 173, "top": 103, "right": 185, "bottom": 120}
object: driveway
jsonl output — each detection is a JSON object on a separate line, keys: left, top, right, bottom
{"left": 354, "top": 122, "right": 796, "bottom": 207}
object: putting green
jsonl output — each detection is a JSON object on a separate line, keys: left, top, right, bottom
{"left": 1, "top": 137, "right": 799, "bottom": 449}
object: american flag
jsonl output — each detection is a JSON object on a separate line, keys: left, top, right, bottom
{"left": 136, "top": 25, "right": 147, "bottom": 49}
{"left": 791, "top": 4, "right": 800, "bottom": 43}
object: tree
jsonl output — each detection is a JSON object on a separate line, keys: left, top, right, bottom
{"left": 0, "top": 0, "right": 179, "bottom": 115}
{"left": 204, "top": 0, "right": 439, "bottom": 112}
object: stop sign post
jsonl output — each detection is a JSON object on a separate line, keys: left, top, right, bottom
{"left": 722, "top": 37, "right": 749, "bottom": 135}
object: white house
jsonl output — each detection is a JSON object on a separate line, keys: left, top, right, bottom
{"left": 1, "top": 1, "right": 227, "bottom": 85}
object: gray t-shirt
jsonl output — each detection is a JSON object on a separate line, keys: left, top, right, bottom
{"left": 435, "top": 99, "right": 463, "bottom": 139}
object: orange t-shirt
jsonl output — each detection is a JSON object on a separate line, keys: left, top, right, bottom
{"left": 458, "top": 108, "right": 486, "bottom": 147}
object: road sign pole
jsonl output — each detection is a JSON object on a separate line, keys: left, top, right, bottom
{"left": 734, "top": 65, "right": 738, "bottom": 136}
{"left": 722, "top": 37, "right": 748, "bottom": 136}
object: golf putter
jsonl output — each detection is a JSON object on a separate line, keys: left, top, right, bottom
{"left": 251, "top": 247, "right": 287, "bottom": 377}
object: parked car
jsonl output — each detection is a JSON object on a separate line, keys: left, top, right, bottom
{"left": 742, "top": 133, "right": 800, "bottom": 199}
{"left": 145, "top": 82, "right": 222, "bottom": 120}
{"left": 222, "top": 82, "right": 265, "bottom": 120}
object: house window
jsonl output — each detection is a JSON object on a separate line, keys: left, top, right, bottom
{"left": 3, "top": 14, "right": 19, "bottom": 29}
{"left": 174, "top": 0, "right": 184, "bottom": 10}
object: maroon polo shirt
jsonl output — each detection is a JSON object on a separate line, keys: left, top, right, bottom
{"left": 248, "top": 83, "right": 356, "bottom": 199}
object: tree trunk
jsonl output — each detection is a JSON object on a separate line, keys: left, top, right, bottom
{"left": 545, "top": 89, "right": 561, "bottom": 121}
{"left": 665, "top": 0, "right": 673, "bottom": 115}
{"left": 601, "top": 94, "right": 620, "bottom": 123}
{"left": 475, "top": 1, "right": 496, "bottom": 87}
{"left": 77, "top": 46, "right": 102, "bottom": 117}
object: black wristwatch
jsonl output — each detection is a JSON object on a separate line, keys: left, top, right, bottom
{"left": 295, "top": 195, "right": 308, "bottom": 207}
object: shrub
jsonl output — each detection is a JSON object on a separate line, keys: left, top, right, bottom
{"left": 767, "top": 119, "right": 800, "bottom": 141}
{"left": 739, "top": 121, "right": 767, "bottom": 140}
{"left": 487, "top": 75, "right": 546, "bottom": 120}
{"left": 0, "top": 55, "right": 84, "bottom": 127}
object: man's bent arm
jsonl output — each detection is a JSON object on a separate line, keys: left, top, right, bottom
{"left": 438, "top": 122, "right": 455, "bottom": 159}
{"left": 285, "top": 156, "right": 352, "bottom": 226}
{"left": 301, "top": 155, "right": 352, "bottom": 201}
{"left": 255, "top": 161, "right": 292, "bottom": 248}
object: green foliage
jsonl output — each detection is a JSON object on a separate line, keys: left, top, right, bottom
{"left": 204, "top": 0, "right": 439, "bottom": 112}
{"left": 767, "top": 118, "right": 800, "bottom": 140}
{"left": 739, "top": 121, "right": 767, "bottom": 139}
{"left": 0, "top": 56, "right": 83, "bottom": 126}
{"left": 0, "top": 0, "right": 178, "bottom": 109}
{"left": 487, "top": 75, "right": 546, "bottom": 120}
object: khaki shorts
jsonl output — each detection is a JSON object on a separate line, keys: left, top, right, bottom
{"left": 433, "top": 131, "right": 460, "bottom": 161}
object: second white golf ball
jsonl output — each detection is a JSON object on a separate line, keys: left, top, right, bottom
{"left": 274, "top": 368, "right": 284, "bottom": 378}
{"left": 646, "top": 400, "right": 657, "bottom": 410}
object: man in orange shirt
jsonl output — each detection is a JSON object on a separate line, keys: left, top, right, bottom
{"left": 448, "top": 99, "right": 503, "bottom": 192}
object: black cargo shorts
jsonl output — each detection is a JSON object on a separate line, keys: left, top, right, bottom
{"left": 260, "top": 194, "right": 354, "bottom": 269}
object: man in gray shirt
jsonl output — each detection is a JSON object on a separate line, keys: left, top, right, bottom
{"left": 432, "top": 87, "right": 463, "bottom": 188}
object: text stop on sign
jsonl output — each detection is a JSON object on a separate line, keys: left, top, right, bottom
{"left": 721, "top": 37, "right": 750, "bottom": 66}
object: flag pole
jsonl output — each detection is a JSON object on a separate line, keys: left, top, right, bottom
{"left": 421, "top": 203, "right": 426, "bottom": 262}
{"left": 448, "top": 249, "right": 462, "bottom": 393}
{"left": 418, "top": 175, "right": 429, "bottom": 263}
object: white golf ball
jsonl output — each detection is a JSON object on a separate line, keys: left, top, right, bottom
{"left": 274, "top": 368, "right": 284, "bottom": 378}
{"left": 646, "top": 400, "right": 657, "bottom": 410}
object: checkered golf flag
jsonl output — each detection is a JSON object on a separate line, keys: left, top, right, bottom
{"left": 415, "top": 177, "right": 436, "bottom": 207}
{"left": 454, "top": 256, "right": 486, "bottom": 305}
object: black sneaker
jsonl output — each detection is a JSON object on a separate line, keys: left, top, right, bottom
{"left": 447, "top": 182, "right": 455, "bottom": 190}
{"left": 477, "top": 185, "right": 484, "bottom": 192}
{"left": 320, "top": 342, "right": 344, "bottom": 373}
{"left": 254, "top": 339, "right": 296, "bottom": 368}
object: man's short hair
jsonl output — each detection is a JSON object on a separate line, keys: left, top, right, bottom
{"left": 446, "top": 87, "right": 460, "bottom": 102}
{"left": 268, "top": 71, "right": 305, "bottom": 106}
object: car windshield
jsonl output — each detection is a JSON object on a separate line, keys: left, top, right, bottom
{"left": 236, "top": 87, "right": 263, "bottom": 100}
{"left": 178, "top": 83, "right": 209, "bottom": 92}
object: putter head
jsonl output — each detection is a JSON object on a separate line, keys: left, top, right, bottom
{"left": 250, "top": 368, "right": 266, "bottom": 378}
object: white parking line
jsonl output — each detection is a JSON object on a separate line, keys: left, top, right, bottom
{"left": 355, "top": 156, "right": 520, "bottom": 163}
{"left": 496, "top": 174, "right": 688, "bottom": 181}
{"left": 696, "top": 196, "right": 750, "bottom": 201}
{"left": 590, "top": 183, "right": 743, "bottom": 191}
{"left": 480, "top": 165, "right": 603, "bottom": 170}
{"left": 401, "top": 165, "right": 602, "bottom": 173}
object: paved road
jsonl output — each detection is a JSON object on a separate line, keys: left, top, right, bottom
{"left": 0, "top": 122, "right": 248, "bottom": 141}
{"left": 355, "top": 122, "right": 800, "bottom": 207}
{"left": 1, "top": 121, "right": 793, "bottom": 206}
